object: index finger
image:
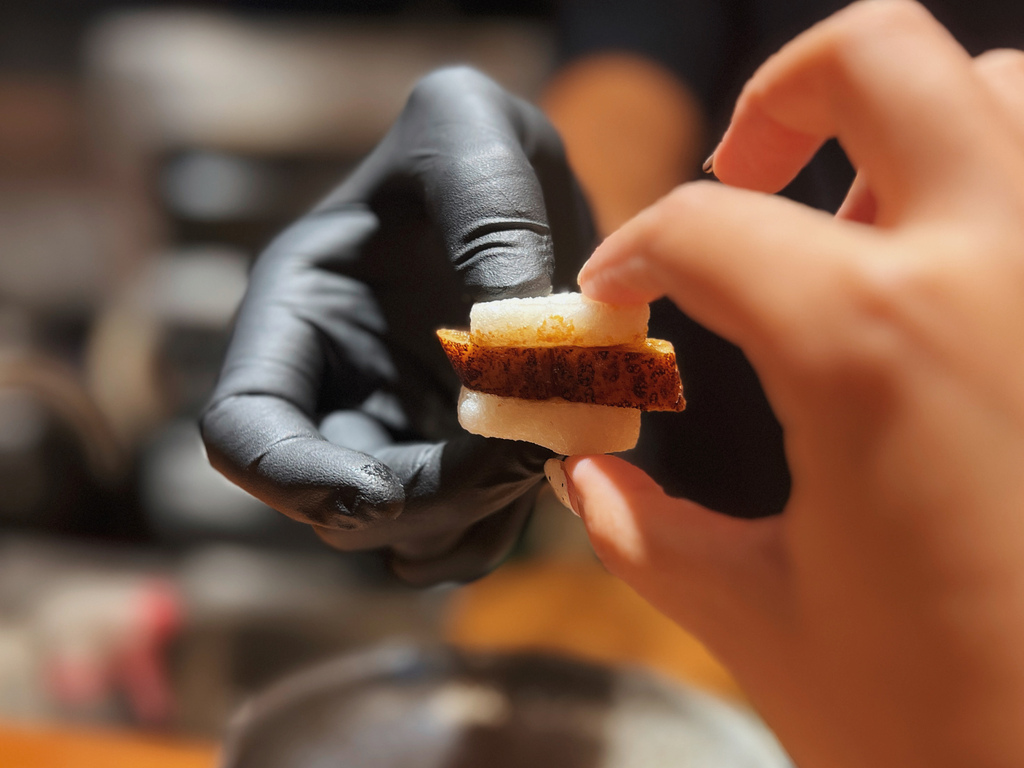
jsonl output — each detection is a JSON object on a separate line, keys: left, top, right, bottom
{"left": 711, "top": 0, "right": 1015, "bottom": 223}
{"left": 323, "top": 67, "right": 594, "bottom": 301}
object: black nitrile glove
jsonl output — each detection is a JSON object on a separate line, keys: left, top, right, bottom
{"left": 201, "top": 68, "right": 594, "bottom": 585}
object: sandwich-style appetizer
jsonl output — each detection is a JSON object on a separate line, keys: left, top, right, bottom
{"left": 437, "top": 293, "right": 685, "bottom": 455}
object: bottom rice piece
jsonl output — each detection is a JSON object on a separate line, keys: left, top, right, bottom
{"left": 457, "top": 387, "right": 640, "bottom": 456}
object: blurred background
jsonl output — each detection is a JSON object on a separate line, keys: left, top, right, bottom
{"left": 0, "top": 1, "right": 746, "bottom": 764}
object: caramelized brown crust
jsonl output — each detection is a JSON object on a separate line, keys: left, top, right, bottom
{"left": 437, "top": 328, "right": 685, "bottom": 412}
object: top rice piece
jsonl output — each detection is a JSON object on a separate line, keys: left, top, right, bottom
{"left": 469, "top": 292, "right": 649, "bottom": 348}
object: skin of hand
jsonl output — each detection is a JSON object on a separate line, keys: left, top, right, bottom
{"left": 564, "top": 2, "right": 1024, "bottom": 766}
{"left": 201, "top": 67, "right": 593, "bottom": 586}
{"left": 542, "top": 52, "right": 708, "bottom": 234}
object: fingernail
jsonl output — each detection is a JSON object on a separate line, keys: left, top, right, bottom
{"left": 701, "top": 152, "right": 716, "bottom": 175}
{"left": 544, "top": 459, "right": 579, "bottom": 517}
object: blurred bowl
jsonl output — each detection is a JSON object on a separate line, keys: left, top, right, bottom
{"left": 221, "top": 644, "right": 791, "bottom": 768}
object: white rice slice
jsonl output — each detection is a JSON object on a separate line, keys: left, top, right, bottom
{"left": 457, "top": 387, "right": 640, "bottom": 455}
{"left": 469, "top": 292, "right": 649, "bottom": 348}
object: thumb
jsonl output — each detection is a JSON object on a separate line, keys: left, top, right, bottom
{"left": 561, "top": 455, "right": 789, "bottom": 653}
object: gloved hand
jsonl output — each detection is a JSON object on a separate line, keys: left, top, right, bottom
{"left": 201, "top": 67, "right": 594, "bottom": 585}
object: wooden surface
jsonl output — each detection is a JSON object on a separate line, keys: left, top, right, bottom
{"left": 445, "top": 557, "right": 743, "bottom": 700}
{"left": 0, "top": 723, "right": 217, "bottom": 768}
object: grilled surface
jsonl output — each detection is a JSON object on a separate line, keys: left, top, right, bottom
{"left": 437, "top": 328, "right": 685, "bottom": 412}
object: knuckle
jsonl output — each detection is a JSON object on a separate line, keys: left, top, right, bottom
{"left": 649, "top": 181, "right": 720, "bottom": 240}
{"left": 660, "top": 180, "right": 713, "bottom": 216}
{"left": 825, "top": 0, "right": 936, "bottom": 61}
{"left": 631, "top": 181, "right": 714, "bottom": 262}
{"left": 839, "top": 0, "right": 934, "bottom": 35}
{"left": 838, "top": 255, "right": 954, "bottom": 374}
{"left": 975, "top": 48, "right": 1024, "bottom": 81}
{"left": 788, "top": 260, "right": 908, "bottom": 386}
{"left": 852, "top": 261, "right": 921, "bottom": 342}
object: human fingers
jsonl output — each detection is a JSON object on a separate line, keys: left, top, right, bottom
{"left": 837, "top": 47, "right": 1024, "bottom": 225}
{"left": 711, "top": 0, "right": 1012, "bottom": 224}
{"left": 974, "top": 49, "right": 1024, "bottom": 146}
{"left": 562, "top": 455, "right": 787, "bottom": 651}
{"left": 579, "top": 181, "right": 873, "bottom": 393}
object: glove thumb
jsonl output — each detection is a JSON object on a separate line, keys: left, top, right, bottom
{"left": 560, "top": 455, "right": 788, "bottom": 654}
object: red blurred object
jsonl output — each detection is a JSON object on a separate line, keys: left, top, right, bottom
{"left": 43, "top": 578, "right": 183, "bottom": 726}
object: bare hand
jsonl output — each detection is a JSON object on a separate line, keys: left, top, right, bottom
{"left": 567, "top": 3, "right": 1024, "bottom": 766}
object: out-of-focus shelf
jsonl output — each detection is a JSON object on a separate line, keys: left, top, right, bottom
{"left": 87, "top": 11, "right": 554, "bottom": 156}
{"left": 0, "top": 722, "right": 217, "bottom": 768}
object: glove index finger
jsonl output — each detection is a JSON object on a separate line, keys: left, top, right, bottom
{"left": 201, "top": 393, "right": 404, "bottom": 530}
{"left": 401, "top": 68, "right": 576, "bottom": 300}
